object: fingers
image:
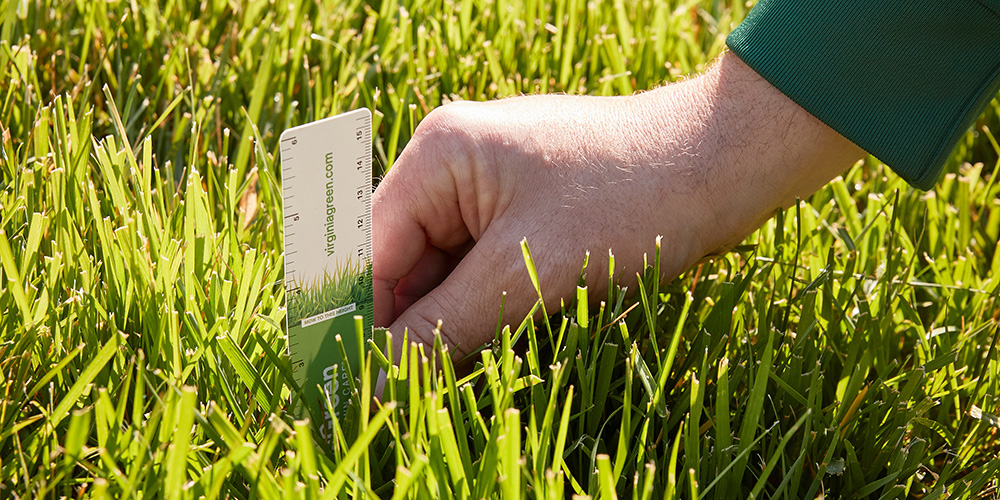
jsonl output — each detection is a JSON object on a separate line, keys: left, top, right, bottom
{"left": 372, "top": 106, "right": 485, "bottom": 329}
{"left": 386, "top": 234, "right": 539, "bottom": 360}
{"left": 390, "top": 244, "right": 464, "bottom": 318}
{"left": 372, "top": 183, "right": 430, "bottom": 328}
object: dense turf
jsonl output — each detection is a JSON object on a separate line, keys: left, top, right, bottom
{"left": 1, "top": 0, "right": 998, "bottom": 498}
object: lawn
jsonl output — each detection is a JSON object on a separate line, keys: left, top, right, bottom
{"left": 1, "top": 0, "right": 998, "bottom": 498}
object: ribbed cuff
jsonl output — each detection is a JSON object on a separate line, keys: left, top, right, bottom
{"left": 727, "top": 0, "right": 1000, "bottom": 190}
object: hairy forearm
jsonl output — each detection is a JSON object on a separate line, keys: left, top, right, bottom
{"left": 634, "top": 53, "right": 866, "bottom": 253}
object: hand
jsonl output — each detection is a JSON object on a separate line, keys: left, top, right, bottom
{"left": 372, "top": 53, "right": 864, "bottom": 359}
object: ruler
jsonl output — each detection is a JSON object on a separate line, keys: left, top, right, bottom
{"left": 280, "top": 108, "right": 373, "bottom": 442}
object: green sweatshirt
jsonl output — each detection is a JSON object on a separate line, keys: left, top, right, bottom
{"left": 726, "top": 1, "right": 1000, "bottom": 189}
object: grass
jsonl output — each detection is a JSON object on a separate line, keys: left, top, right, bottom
{"left": 1, "top": 0, "right": 999, "bottom": 498}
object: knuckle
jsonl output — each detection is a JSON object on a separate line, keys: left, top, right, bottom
{"left": 419, "top": 101, "right": 478, "bottom": 133}
{"left": 413, "top": 102, "right": 488, "bottom": 163}
{"left": 415, "top": 103, "right": 468, "bottom": 143}
{"left": 400, "top": 101, "right": 498, "bottom": 199}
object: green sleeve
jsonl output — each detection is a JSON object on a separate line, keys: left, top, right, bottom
{"left": 726, "top": 1, "right": 1000, "bottom": 190}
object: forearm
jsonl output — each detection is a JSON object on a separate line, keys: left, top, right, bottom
{"left": 633, "top": 52, "right": 865, "bottom": 254}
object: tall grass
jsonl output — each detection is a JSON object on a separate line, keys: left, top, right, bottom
{"left": 0, "top": 0, "right": 998, "bottom": 498}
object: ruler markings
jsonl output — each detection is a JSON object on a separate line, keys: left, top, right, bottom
{"left": 280, "top": 109, "right": 373, "bottom": 443}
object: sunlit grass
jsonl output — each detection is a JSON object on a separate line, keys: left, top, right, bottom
{"left": 0, "top": 0, "right": 998, "bottom": 498}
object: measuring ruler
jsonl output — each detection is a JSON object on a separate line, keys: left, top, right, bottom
{"left": 280, "top": 108, "right": 373, "bottom": 442}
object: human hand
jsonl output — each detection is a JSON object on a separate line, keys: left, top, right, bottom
{"left": 372, "top": 53, "right": 864, "bottom": 359}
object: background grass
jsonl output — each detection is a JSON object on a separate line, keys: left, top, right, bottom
{"left": 1, "top": 0, "right": 999, "bottom": 498}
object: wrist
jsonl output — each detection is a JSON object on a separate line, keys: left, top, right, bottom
{"left": 634, "top": 52, "right": 866, "bottom": 256}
